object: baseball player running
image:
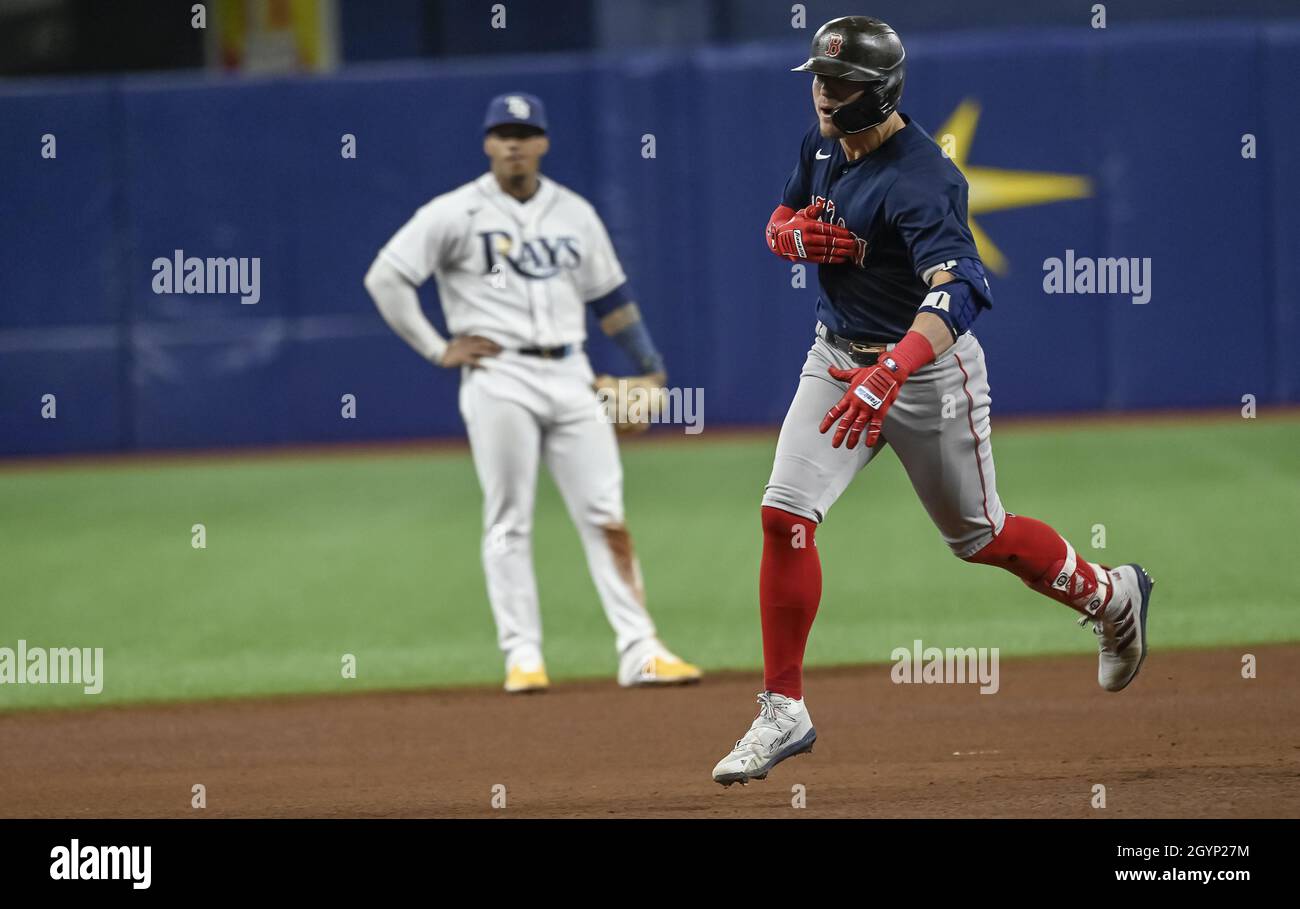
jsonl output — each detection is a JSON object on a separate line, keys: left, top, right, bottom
{"left": 712, "top": 17, "right": 1153, "bottom": 785}
{"left": 364, "top": 92, "right": 701, "bottom": 693}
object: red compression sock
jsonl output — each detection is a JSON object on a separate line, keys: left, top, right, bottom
{"left": 759, "top": 506, "right": 822, "bottom": 699}
{"left": 965, "top": 514, "right": 1113, "bottom": 617}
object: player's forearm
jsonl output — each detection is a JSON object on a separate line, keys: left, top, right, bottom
{"left": 907, "top": 272, "right": 957, "bottom": 358}
{"left": 908, "top": 312, "right": 954, "bottom": 358}
{"left": 364, "top": 258, "right": 448, "bottom": 365}
{"left": 599, "top": 301, "right": 666, "bottom": 381}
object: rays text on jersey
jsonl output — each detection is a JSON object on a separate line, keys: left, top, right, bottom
{"left": 479, "top": 230, "right": 582, "bottom": 279}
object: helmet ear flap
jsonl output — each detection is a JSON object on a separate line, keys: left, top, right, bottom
{"left": 828, "top": 61, "right": 904, "bottom": 134}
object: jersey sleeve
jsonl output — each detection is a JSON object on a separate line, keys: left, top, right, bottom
{"left": 779, "top": 125, "right": 818, "bottom": 209}
{"left": 885, "top": 175, "right": 982, "bottom": 278}
{"left": 378, "top": 199, "right": 453, "bottom": 286}
{"left": 576, "top": 204, "right": 628, "bottom": 303}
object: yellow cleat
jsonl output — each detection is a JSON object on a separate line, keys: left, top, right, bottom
{"left": 504, "top": 664, "right": 549, "bottom": 694}
{"left": 622, "top": 654, "right": 703, "bottom": 687}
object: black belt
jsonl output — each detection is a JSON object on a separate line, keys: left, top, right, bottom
{"left": 517, "top": 344, "right": 576, "bottom": 359}
{"left": 820, "top": 327, "right": 897, "bottom": 366}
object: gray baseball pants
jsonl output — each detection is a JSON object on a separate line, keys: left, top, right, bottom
{"left": 762, "top": 326, "right": 1006, "bottom": 558}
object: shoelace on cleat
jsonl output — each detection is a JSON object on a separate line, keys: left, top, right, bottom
{"left": 1078, "top": 600, "right": 1136, "bottom": 655}
{"left": 732, "top": 692, "right": 794, "bottom": 752}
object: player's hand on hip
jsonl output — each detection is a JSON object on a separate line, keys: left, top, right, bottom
{"left": 766, "top": 201, "right": 860, "bottom": 265}
{"left": 439, "top": 334, "right": 502, "bottom": 368}
{"left": 820, "top": 357, "right": 910, "bottom": 449}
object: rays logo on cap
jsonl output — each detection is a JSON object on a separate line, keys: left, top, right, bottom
{"left": 825, "top": 33, "right": 843, "bottom": 57}
{"left": 506, "top": 95, "right": 531, "bottom": 119}
{"left": 483, "top": 92, "right": 548, "bottom": 133}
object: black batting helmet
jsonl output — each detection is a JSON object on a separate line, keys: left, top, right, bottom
{"left": 792, "top": 16, "right": 906, "bottom": 134}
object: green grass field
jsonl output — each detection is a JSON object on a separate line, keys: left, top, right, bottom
{"left": 2, "top": 416, "right": 1297, "bottom": 710}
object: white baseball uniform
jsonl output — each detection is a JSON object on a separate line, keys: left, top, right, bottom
{"left": 375, "top": 173, "right": 658, "bottom": 671}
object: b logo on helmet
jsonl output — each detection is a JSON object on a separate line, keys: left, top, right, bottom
{"left": 825, "top": 33, "right": 843, "bottom": 57}
{"left": 506, "top": 96, "right": 531, "bottom": 119}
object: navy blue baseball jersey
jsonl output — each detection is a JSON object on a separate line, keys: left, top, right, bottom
{"left": 781, "top": 114, "right": 987, "bottom": 341}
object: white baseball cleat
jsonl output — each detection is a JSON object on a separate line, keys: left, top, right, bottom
{"left": 712, "top": 691, "right": 817, "bottom": 787}
{"left": 1080, "top": 563, "right": 1154, "bottom": 692}
{"left": 617, "top": 639, "right": 702, "bottom": 687}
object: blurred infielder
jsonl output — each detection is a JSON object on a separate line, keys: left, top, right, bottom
{"left": 365, "top": 93, "right": 700, "bottom": 693}
{"left": 712, "top": 17, "right": 1153, "bottom": 785}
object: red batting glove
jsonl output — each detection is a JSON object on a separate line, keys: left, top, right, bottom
{"left": 819, "top": 331, "right": 936, "bottom": 448}
{"left": 765, "top": 202, "right": 860, "bottom": 265}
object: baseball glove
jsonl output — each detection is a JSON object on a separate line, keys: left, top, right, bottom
{"left": 593, "top": 373, "right": 668, "bottom": 434}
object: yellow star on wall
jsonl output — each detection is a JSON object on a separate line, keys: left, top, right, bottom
{"left": 934, "top": 99, "right": 1092, "bottom": 274}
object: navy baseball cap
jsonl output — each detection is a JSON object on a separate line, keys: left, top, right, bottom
{"left": 482, "top": 92, "right": 548, "bottom": 134}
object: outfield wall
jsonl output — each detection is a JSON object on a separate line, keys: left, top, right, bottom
{"left": 2, "top": 20, "right": 1297, "bottom": 455}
